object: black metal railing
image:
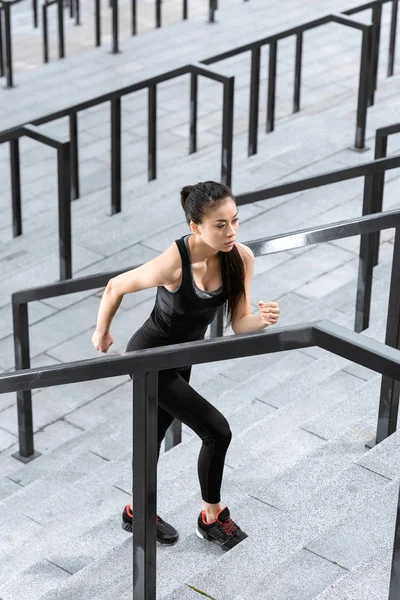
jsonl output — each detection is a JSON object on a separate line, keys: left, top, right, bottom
{"left": 371, "top": 121, "right": 400, "bottom": 262}
{"left": 42, "top": 0, "right": 65, "bottom": 63}
{"left": 205, "top": 13, "right": 375, "bottom": 153}
{"left": 0, "top": 62, "right": 234, "bottom": 280}
{"left": 10, "top": 208, "right": 400, "bottom": 462}
{"left": 0, "top": 0, "right": 251, "bottom": 88}
{"left": 0, "top": 319, "right": 400, "bottom": 599}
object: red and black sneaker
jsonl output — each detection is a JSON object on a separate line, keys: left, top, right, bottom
{"left": 122, "top": 505, "right": 179, "bottom": 546}
{"left": 196, "top": 507, "right": 248, "bottom": 551}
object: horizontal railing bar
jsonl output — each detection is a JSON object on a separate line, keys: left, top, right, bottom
{"left": 203, "top": 13, "right": 368, "bottom": 65}
{"left": 1, "top": 320, "right": 400, "bottom": 395}
{"left": 313, "top": 321, "right": 400, "bottom": 380}
{"left": 12, "top": 208, "right": 400, "bottom": 304}
{"left": 344, "top": 0, "right": 393, "bottom": 16}
{"left": 329, "top": 12, "right": 371, "bottom": 30}
{"left": 246, "top": 209, "right": 400, "bottom": 255}
{"left": 377, "top": 123, "right": 400, "bottom": 137}
{"left": 0, "top": 323, "right": 316, "bottom": 393}
{"left": 236, "top": 154, "right": 400, "bottom": 204}
{"left": 21, "top": 124, "right": 66, "bottom": 149}
{"left": 0, "top": 63, "right": 231, "bottom": 143}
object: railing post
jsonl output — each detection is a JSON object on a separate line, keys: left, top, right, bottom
{"left": 182, "top": 0, "right": 188, "bottom": 20}
{"left": 148, "top": 84, "right": 157, "bottom": 181}
{"left": 131, "top": 0, "right": 136, "bottom": 35}
{"left": 164, "top": 417, "right": 182, "bottom": 451}
{"left": 57, "top": 0, "right": 65, "bottom": 59}
{"left": 0, "top": 7, "right": 4, "bottom": 78}
{"left": 111, "top": 97, "right": 122, "bottom": 214}
{"left": 74, "top": 0, "right": 80, "bottom": 26}
{"left": 388, "top": 0, "right": 398, "bottom": 77}
{"left": 95, "top": 0, "right": 101, "bottom": 45}
{"left": 11, "top": 299, "right": 41, "bottom": 463}
{"left": 3, "top": 2, "right": 13, "bottom": 88}
{"left": 111, "top": 0, "right": 119, "bottom": 53}
{"left": 355, "top": 175, "right": 374, "bottom": 333}
{"left": 354, "top": 25, "right": 373, "bottom": 150}
{"left": 57, "top": 141, "right": 72, "bottom": 280}
{"left": 209, "top": 0, "right": 216, "bottom": 23}
{"left": 43, "top": 3, "right": 49, "bottom": 63}
{"left": 155, "top": 0, "right": 161, "bottom": 28}
{"left": 189, "top": 72, "right": 198, "bottom": 154}
{"left": 369, "top": 3, "right": 382, "bottom": 106}
{"left": 372, "top": 132, "right": 388, "bottom": 266}
{"left": 267, "top": 41, "right": 277, "bottom": 133}
{"left": 10, "top": 137, "right": 22, "bottom": 238}
{"left": 69, "top": 113, "right": 80, "bottom": 200}
{"left": 32, "top": 0, "right": 38, "bottom": 27}
{"left": 221, "top": 76, "right": 234, "bottom": 188}
{"left": 293, "top": 32, "right": 303, "bottom": 113}
{"left": 388, "top": 482, "right": 400, "bottom": 600}
{"left": 132, "top": 371, "right": 158, "bottom": 600}
{"left": 370, "top": 227, "right": 400, "bottom": 448}
{"left": 248, "top": 46, "right": 260, "bottom": 156}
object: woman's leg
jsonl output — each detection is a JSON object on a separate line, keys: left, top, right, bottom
{"left": 158, "top": 368, "right": 232, "bottom": 520}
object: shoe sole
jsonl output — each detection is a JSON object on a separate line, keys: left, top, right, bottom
{"left": 122, "top": 521, "right": 179, "bottom": 546}
{"left": 196, "top": 527, "right": 248, "bottom": 551}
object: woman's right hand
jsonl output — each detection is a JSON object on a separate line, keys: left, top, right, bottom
{"left": 92, "top": 329, "right": 115, "bottom": 353}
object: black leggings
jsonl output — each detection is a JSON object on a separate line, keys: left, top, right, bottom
{"left": 127, "top": 331, "right": 232, "bottom": 504}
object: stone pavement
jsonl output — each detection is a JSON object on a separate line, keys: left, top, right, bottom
{"left": 0, "top": 0, "right": 399, "bottom": 597}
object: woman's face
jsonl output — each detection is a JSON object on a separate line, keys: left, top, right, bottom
{"left": 194, "top": 198, "right": 240, "bottom": 252}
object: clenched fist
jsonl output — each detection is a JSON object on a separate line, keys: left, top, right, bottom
{"left": 258, "top": 301, "right": 280, "bottom": 327}
{"left": 92, "top": 329, "right": 115, "bottom": 353}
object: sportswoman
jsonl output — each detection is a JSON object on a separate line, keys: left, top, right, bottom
{"left": 92, "top": 181, "right": 280, "bottom": 551}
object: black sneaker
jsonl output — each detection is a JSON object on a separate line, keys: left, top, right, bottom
{"left": 122, "top": 505, "right": 179, "bottom": 545}
{"left": 196, "top": 507, "right": 248, "bottom": 551}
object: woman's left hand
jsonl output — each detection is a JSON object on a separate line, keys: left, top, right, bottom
{"left": 258, "top": 301, "right": 280, "bottom": 327}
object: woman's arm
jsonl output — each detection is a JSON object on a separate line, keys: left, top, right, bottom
{"left": 92, "top": 243, "right": 181, "bottom": 351}
{"left": 231, "top": 243, "right": 280, "bottom": 334}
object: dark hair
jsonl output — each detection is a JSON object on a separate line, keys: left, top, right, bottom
{"left": 180, "top": 181, "right": 245, "bottom": 330}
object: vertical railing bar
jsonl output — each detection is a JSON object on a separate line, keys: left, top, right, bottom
{"left": 221, "top": 75, "right": 234, "bottom": 188}
{"left": 57, "top": 0, "right": 65, "bottom": 59}
{"left": 111, "top": 0, "right": 119, "bottom": 53}
{"left": 374, "top": 226, "right": 400, "bottom": 447}
{"left": 189, "top": 72, "right": 198, "bottom": 154}
{"left": 354, "top": 25, "right": 373, "bottom": 150}
{"left": 111, "top": 97, "right": 122, "bottom": 214}
{"left": 369, "top": 3, "right": 382, "bottom": 106}
{"left": 293, "top": 32, "right": 303, "bottom": 113}
{"left": 57, "top": 142, "right": 72, "bottom": 280}
{"left": 10, "top": 137, "right": 22, "bottom": 237}
{"left": 69, "top": 113, "right": 80, "bottom": 200}
{"left": 182, "top": 0, "right": 188, "bottom": 20}
{"left": 148, "top": 84, "right": 157, "bottom": 181}
{"left": 355, "top": 175, "right": 375, "bottom": 333}
{"left": 388, "top": 0, "right": 398, "bottom": 77}
{"left": 95, "top": 0, "right": 101, "bottom": 46}
{"left": 11, "top": 300, "right": 40, "bottom": 462}
{"left": 372, "top": 132, "right": 388, "bottom": 266}
{"left": 132, "top": 371, "right": 158, "bottom": 600}
{"left": 209, "top": 0, "right": 216, "bottom": 23}
{"left": 32, "top": 0, "right": 38, "bottom": 27}
{"left": 0, "top": 7, "right": 4, "bottom": 78}
{"left": 155, "top": 0, "right": 161, "bottom": 28}
{"left": 248, "top": 46, "right": 260, "bottom": 157}
{"left": 43, "top": 3, "right": 49, "bottom": 63}
{"left": 132, "top": 0, "right": 137, "bottom": 35}
{"left": 75, "top": 0, "right": 80, "bottom": 26}
{"left": 3, "top": 2, "right": 13, "bottom": 87}
{"left": 267, "top": 40, "right": 277, "bottom": 133}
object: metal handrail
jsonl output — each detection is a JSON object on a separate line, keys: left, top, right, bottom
{"left": 0, "top": 319, "right": 400, "bottom": 599}
{"left": 10, "top": 208, "right": 400, "bottom": 461}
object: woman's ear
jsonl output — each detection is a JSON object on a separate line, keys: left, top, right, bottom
{"left": 190, "top": 221, "right": 201, "bottom": 235}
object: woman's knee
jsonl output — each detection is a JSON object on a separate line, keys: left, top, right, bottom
{"left": 206, "top": 416, "right": 232, "bottom": 449}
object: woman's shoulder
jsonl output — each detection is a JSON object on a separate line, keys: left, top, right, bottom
{"left": 235, "top": 241, "right": 254, "bottom": 262}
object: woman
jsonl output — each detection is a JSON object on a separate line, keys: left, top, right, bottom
{"left": 92, "top": 181, "right": 280, "bottom": 552}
